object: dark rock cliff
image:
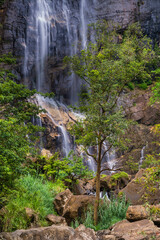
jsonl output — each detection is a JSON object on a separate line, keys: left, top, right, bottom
{"left": 1, "top": 0, "right": 160, "bottom": 100}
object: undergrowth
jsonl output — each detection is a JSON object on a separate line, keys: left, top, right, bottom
{"left": 71, "top": 194, "right": 129, "bottom": 231}
{"left": 1, "top": 175, "right": 65, "bottom": 232}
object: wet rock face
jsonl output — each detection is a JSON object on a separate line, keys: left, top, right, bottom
{"left": 1, "top": 0, "right": 160, "bottom": 102}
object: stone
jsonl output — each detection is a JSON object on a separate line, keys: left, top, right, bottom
{"left": 101, "top": 236, "right": 115, "bottom": 240}
{"left": 41, "top": 148, "right": 52, "bottom": 158}
{"left": 96, "top": 230, "right": 111, "bottom": 240}
{"left": 25, "top": 207, "right": 39, "bottom": 228}
{"left": 54, "top": 189, "right": 73, "bottom": 216}
{"left": 69, "top": 224, "right": 97, "bottom": 240}
{"left": 0, "top": 225, "right": 75, "bottom": 240}
{"left": 126, "top": 205, "right": 149, "bottom": 221}
{"left": 62, "top": 195, "right": 96, "bottom": 224}
{"left": 111, "top": 219, "right": 160, "bottom": 240}
{"left": 46, "top": 214, "right": 67, "bottom": 226}
{"left": 54, "top": 189, "right": 96, "bottom": 224}
{"left": 121, "top": 169, "right": 160, "bottom": 205}
{"left": 149, "top": 204, "right": 160, "bottom": 227}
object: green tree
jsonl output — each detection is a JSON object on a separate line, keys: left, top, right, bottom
{"left": 65, "top": 22, "right": 154, "bottom": 225}
{"left": 39, "top": 151, "right": 93, "bottom": 188}
{"left": 0, "top": 54, "right": 43, "bottom": 205}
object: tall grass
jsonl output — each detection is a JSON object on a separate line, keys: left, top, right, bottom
{"left": 71, "top": 194, "right": 129, "bottom": 231}
{"left": 1, "top": 175, "right": 65, "bottom": 232}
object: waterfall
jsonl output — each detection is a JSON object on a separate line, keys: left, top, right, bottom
{"left": 24, "top": 0, "right": 52, "bottom": 92}
{"left": 139, "top": 146, "right": 146, "bottom": 168}
{"left": 35, "top": 0, "right": 51, "bottom": 92}
{"left": 22, "top": 0, "right": 106, "bottom": 171}
{"left": 80, "top": 0, "right": 87, "bottom": 49}
{"left": 36, "top": 94, "right": 71, "bottom": 157}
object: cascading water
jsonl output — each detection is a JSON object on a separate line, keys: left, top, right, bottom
{"left": 36, "top": 94, "right": 71, "bottom": 157}
{"left": 35, "top": 0, "right": 52, "bottom": 92}
{"left": 139, "top": 145, "right": 146, "bottom": 169}
{"left": 80, "top": 0, "right": 88, "bottom": 49}
{"left": 24, "top": 0, "right": 52, "bottom": 92}
{"left": 23, "top": 0, "right": 116, "bottom": 171}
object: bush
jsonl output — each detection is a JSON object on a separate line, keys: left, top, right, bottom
{"left": 137, "top": 83, "right": 148, "bottom": 90}
{"left": 1, "top": 175, "right": 65, "bottom": 232}
{"left": 127, "top": 82, "right": 135, "bottom": 90}
{"left": 71, "top": 194, "right": 129, "bottom": 231}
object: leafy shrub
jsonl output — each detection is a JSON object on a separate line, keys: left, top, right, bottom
{"left": 41, "top": 151, "right": 93, "bottom": 188}
{"left": 1, "top": 175, "right": 64, "bottom": 232}
{"left": 137, "top": 83, "right": 148, "bottom": 90}
{"left": 71, "top": 194, "right": 129, "bottom": 231}
{"left": 127, "top": 82, "right": 135, "bottom": 90}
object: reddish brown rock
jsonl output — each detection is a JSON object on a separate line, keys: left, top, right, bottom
{"left": 126, "top": 205, "right": 149, "bottom": 221}
{"left": 121, "top": 169, "right": 160, "bottom": 205}
{"left": 0, "top": 225, "right": 75, "bottom": 240}
{"left": 63, "top": 195, "right": 96, "bottom": 224}
{"left": 54, "top": 189, "right": 73, "bottom": 216}
{"left": 111, "top": 219, "right": 160, "bottom": 240}
{"left": 70, "top": 224, "right": 97, "bottom": 240}
{"left": 54, "top": 189, "right": 96, "bottom": 224}
{"left": 46, "top": 214, "right": 67, "bottom": 226}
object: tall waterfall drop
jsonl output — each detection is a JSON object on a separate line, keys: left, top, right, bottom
{"left": 22, "top": 0, "right": 117, "bottom": 174}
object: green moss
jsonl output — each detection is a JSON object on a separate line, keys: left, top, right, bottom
{"left": 111, "top": 172, "right": 129, "bottom": 181}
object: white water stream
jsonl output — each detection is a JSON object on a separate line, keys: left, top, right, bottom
{"left": 23, "top": 0, "right": 116, "bottom": 173}
{"left": 36, "top": 94, "right": 71, "bottom": 157}
{"left": 139, "top": 145, "right": 146, "bottom": 169}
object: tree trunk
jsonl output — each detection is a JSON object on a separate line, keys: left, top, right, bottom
{"left": 94, "top": 142, "right": 102, "bottom": 225}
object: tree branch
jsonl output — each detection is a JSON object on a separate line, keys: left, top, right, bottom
{"left": 100, "top": 167, "right": 122, "bottom": 174}
{"left": 101, "top": 144, "right": 112, "bottom": 162}
{"left": 85, "top": 148, "right": 97, "bottom": 162}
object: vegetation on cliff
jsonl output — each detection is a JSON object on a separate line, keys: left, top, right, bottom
{"left": 65, "top": 22, "right": 156, "bottom": 225}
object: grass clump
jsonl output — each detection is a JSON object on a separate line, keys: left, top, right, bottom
{"left": 1, "top": 174, "right": 65, "bottom": 232}
{"left": 71, "top": 194, "right": 129, "bottom": 231}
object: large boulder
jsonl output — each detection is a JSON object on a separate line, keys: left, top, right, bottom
{"left": 54, "top": 189, "right": 96, "bottom": 224}
{"left": 126, "top": 205, "right": 149, "bottom": 221}
{"left": 0, "top": 225, "right": 75, "bottom": 240}
{"left": 54, "top": 189, "right": 73, "bottom": 216}
{"left": 120, "top": 169, "right": 160, "bottom": 205}
{"left": 62, "top": 195, "right": 96, "bottom": 224}
{"left": 111, "top": 219, "right": 160, "bottom": 240}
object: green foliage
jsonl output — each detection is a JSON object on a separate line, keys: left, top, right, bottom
{"left": 0, "top": 175, "right": 64, "bottom": 232}
{"left": 0, "top": 53, "right": 16, "bottom": 64}
{"left": 111, "top": 171, "right": 129, "bottom": 181}
{"left": 65, "top": 22, "right": 154, "bottom": 156}
{"left": 139, "top": 166, "right": 160, "bottom": 203}
{"left": 64, "top": 21, "right": 153, "bottom": 225}
{"left": 41, "top": 151, "right": 93, "bottom": 187}
{"left": 0, "top": 54, "right": 43, "bottom": 206}
{"left": 137, "top": 83, "right": 148, "bottom": 90}
{"left": 71, "top": 195, "right": 129, "bottom": 231}
{"left": 141, "top": 154, "right": 160, "bottom": 169}
{"left": 127, "top": 82, "right": 135, "bottom": 90}
{"left": 126, "top": 157, "right": 139, "bottom": 174}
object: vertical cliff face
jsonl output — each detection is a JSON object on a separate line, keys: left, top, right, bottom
{"left": 1, "top": 0, "right": 160, "bottom": 102}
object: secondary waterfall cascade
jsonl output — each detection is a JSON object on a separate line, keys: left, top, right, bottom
{"left": 22, "top": 0, "right": 117, "bottom": 173}
{"left": 139, "top": 145, "right": 146, "bottom": 169}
